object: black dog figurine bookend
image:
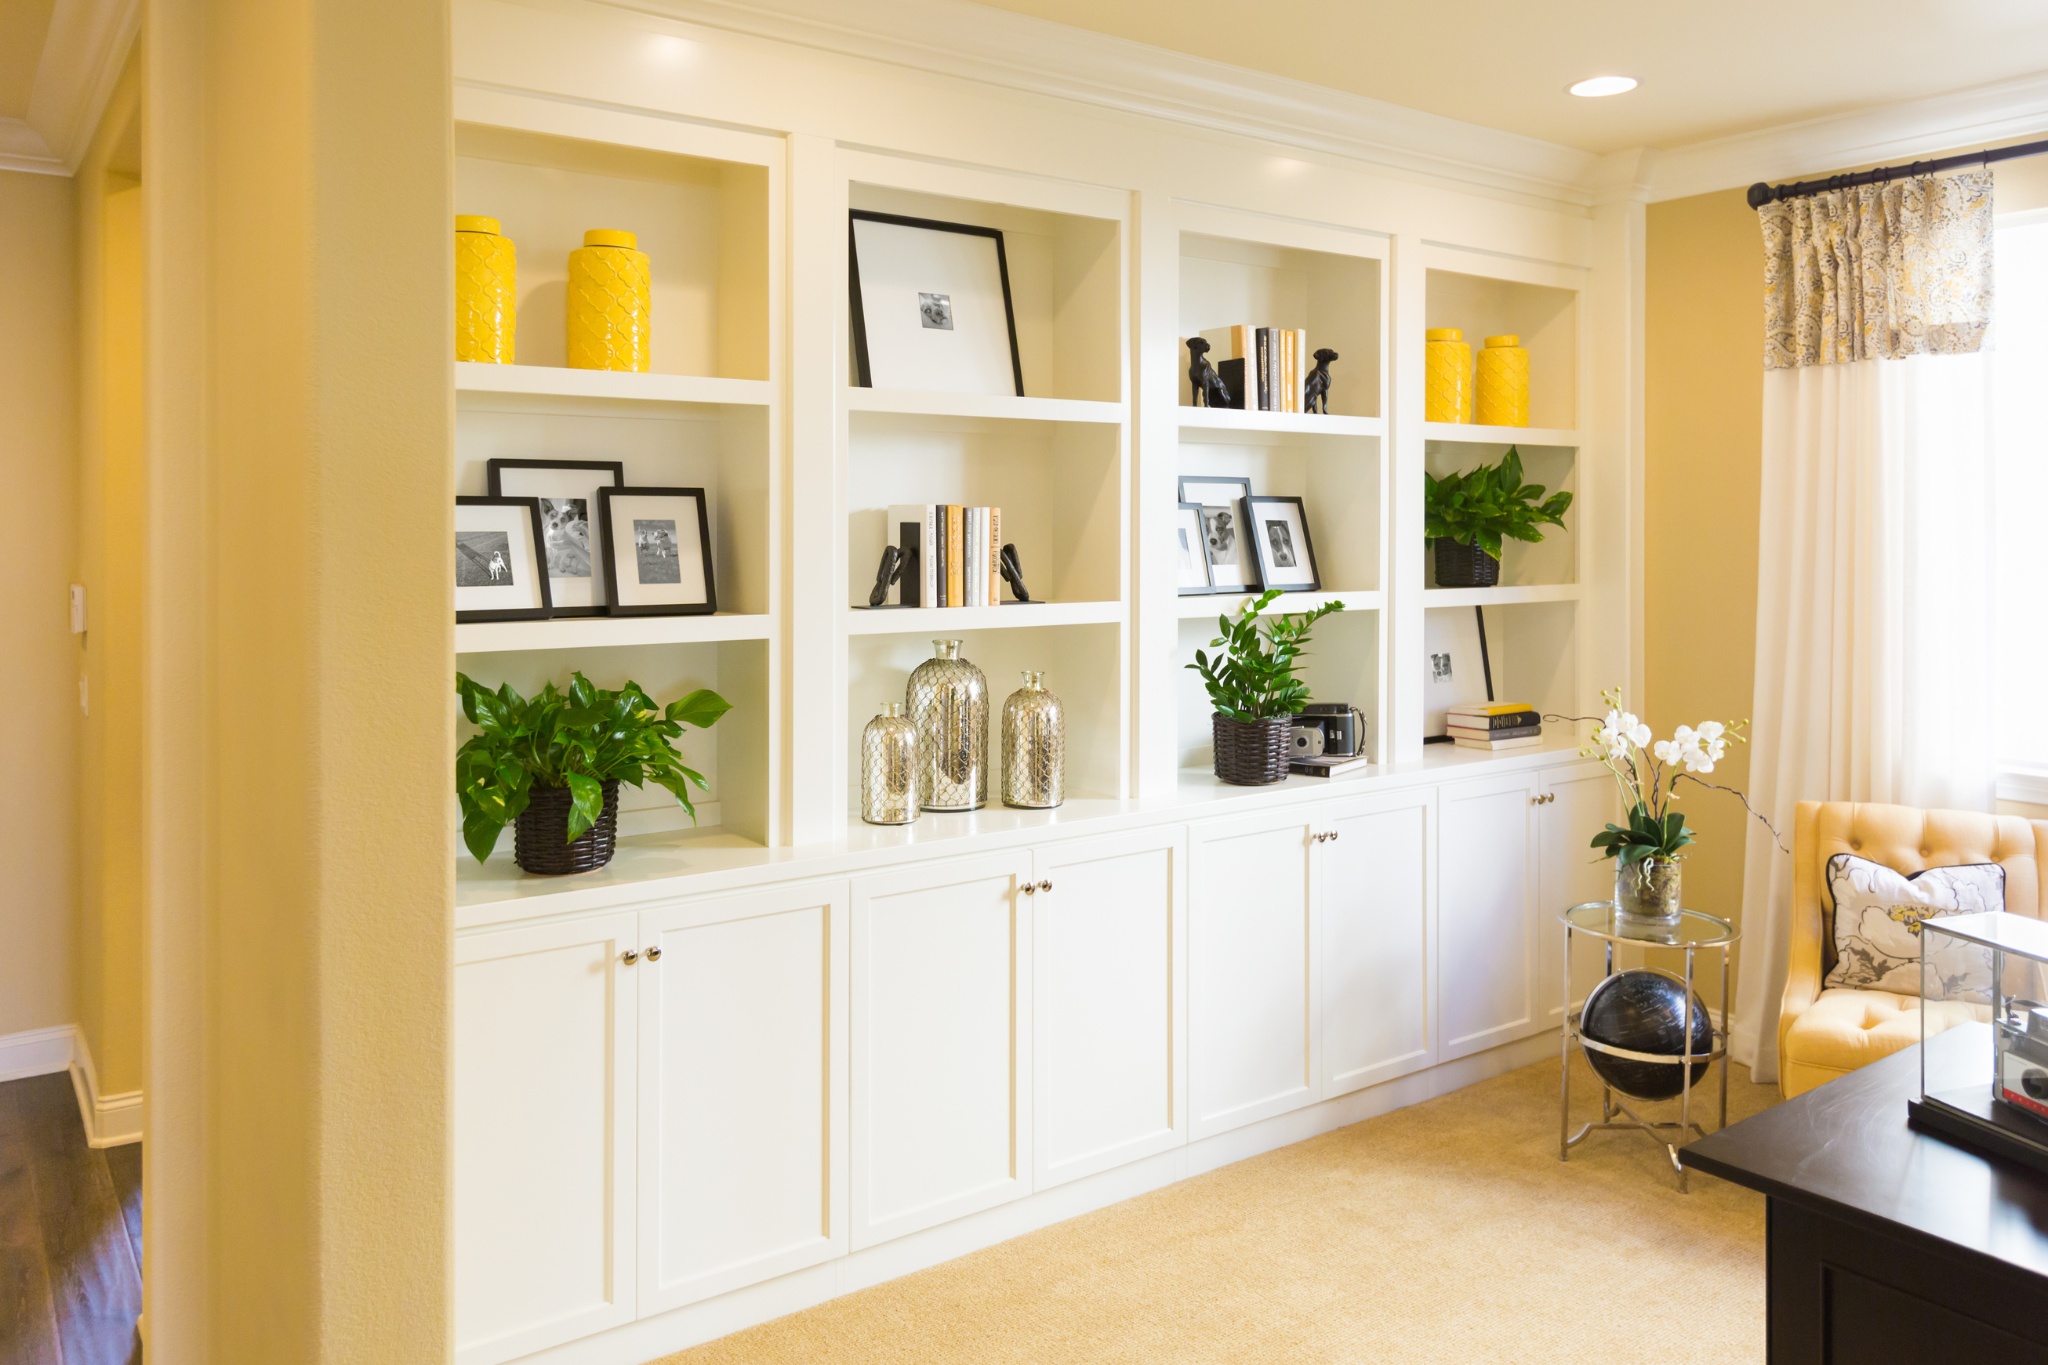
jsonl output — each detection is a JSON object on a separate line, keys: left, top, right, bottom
{"left": 1186, "top": 337, "right": 1233, "bottom": 409}
{"left": 1304, "top": 348, "right": 1338, "bottom": 415}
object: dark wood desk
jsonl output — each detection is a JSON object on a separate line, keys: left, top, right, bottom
{"left": 1682, "top": 1026, "right": 2048, "bottom": 1362}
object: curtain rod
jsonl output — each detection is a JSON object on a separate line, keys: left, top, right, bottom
{"left": 1746, "top": 137, "right": 2048, "bottom": 209}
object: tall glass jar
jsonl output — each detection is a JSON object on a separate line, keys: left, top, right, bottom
{"left": 455, "top": 215, "right": 516, "bottom": 363}
{"left": 1616, "top": 857, "right": 1683, "bottom": 927}
{"left": 1001, "top": 671, "right": 1064, "bottom": 809}
{"left": 1424, "top": 327, "right": 1471, "bottom": 423}
{"left": 860, "top": 702, "right": 919, "bottom": 825}
{"left": 907, "top": 640, "right": 987, "bottom": 811}
{"left": 566, "top": 228, "right": 651, "bottom": 372}
{"left": 1474, "top": 333, "right": 1530, "bottom": 427}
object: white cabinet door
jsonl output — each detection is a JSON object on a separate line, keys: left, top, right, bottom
{"left": 1436, "top": 772, "right": 1540, "bottom": 1060}
{"left": 851, "top": 853, "right": 1033, "bottom": 1249}
{"left": 1319, "top": 788, "right": 1434, "bottom": 1096}
{"left": 637, "top": 881, "right": 846, "bottom": 1314}
{"left": 455, "top": 914, "right": 638, "bottom": 1365}
{"left": 1539, "top": 763, "right": 1620, "bottom": 1026}
{"left": 1033, "top": 827, "right": 1185, "bottom": 1190}
{"left": 1188, "top": 810, "right": 1318, "bottom": 1139}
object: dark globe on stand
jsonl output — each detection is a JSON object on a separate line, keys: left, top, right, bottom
{"left": 1578, "top": 969, "right": 1714, "bottom": 1101}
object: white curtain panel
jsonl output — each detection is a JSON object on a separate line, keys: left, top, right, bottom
{"left": 1732, "top": 352, "right": 1996, "bottom": 1080}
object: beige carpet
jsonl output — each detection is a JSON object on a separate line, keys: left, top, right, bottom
{"left": 661, "top": 1054, "right": 1780, "bottom": 1364}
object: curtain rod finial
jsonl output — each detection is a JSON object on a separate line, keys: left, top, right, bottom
{"left": 1747, "top": 182, "right": 1775, "bottom": 210}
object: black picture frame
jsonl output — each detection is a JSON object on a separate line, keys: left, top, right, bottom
{"left": 454, "top": 495, "right": 553, "bottom": 623}
{"left": 1177, "top": 474, "right": 1261, "bottom": 592}
{"left": 1176, "top": 501, "right": 1228, "bottom": 596}
{"left": 596, "top": 486, "right": 718, "bottom": 617}
{"left": 1245, "top": 495, "right": 1322, "bottom": 593}
{"left": 486, "top": 458, "right": 626, "bottom": 617}
{"left": 849, "top": 210, "right": 1025, "bottom": 397}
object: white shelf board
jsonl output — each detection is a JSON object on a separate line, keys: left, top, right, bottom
{"left": 1421, "top": 584, "right": 1579, "bottom": 608}
{"left": 1423, "top": 421, "right": 1581, "bottom": 448}
{"left": 845, "top": 600, "right": 1124, "bottom": 635}
{"left": 456, "top": 612, "right": 772, "bottom": 653}
{"left": 456, "top": 362, "right": 772, "bottom": 407}
{"left": 1177, "top": 406, "right": 1383, "bottom": 440}
{"left": 1417, "top": 732, "right": 1586, "bottom": 770}
{"left": 845, "top": 387, "right": 1123, "bottom": 425}
{"left": 1177, "top": 588, "right": 1378, "bottom": 620}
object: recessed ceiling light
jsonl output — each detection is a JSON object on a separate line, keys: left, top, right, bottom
{"left": 1568, "top": 75, "right": 1638, "bottom": 98}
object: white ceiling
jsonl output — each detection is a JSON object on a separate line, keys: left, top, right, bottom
{"left": 969, "top": 0, "right": 2048, "bottom": 155}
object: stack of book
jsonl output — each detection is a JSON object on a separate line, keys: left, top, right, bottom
{"left": 1196, "top": 325, "right": 1312, "bottom": 414}
{"left": 1446, "top": 703, "right": 1542, "bottom": 751}
{"left": 886, "top": 504, "right": 1005, "bottom": 607}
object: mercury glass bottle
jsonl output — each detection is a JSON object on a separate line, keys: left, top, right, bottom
{"left": 860, "top": 702, "right": 919, "bottom": 825}
{"left": 454, "top": 215, "right": 516, "bottom": 363}
{"left": 907, "top": 639, "right": 988, "bottom": 812}
{"left": 566, "top": 228, "right": 651, "bottom": 372}
{"left": 1001, "top": 671, "right": 1065, "bottom": 809}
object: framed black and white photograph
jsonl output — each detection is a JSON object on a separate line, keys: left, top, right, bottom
{"left": 1246, "top": 495, "right": 1321, "bottom": 592}
{"left": 850, "top": 210, "right": 1023, "bottom": 396}
{"left": 1177, "top": 475, "right": 1260, "bottom": 592}
{"left": 1175, "top": 502, "right": 1216, "bottom": 593}
{"left": 1422, "top": 606, "right": 1496, "bottom": 738}
{"left": 454, "top": 496, "right": 552, "bottom": 623}
{"left": 597, "top": 486, "right": 717, "bottom": 616}
{"left": 486, "top": 459, "right": 624, "bottom": 616}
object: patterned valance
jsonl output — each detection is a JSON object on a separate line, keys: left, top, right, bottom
{"left": 1759, "top": 169, "right": 1994, "bottom": 369}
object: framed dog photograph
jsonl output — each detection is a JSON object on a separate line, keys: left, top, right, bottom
{"left": 1246, "top": 495, "right": 1321, "bottom": 592}
{"left": 1422, "top": 605, "right": 1495, "bottom": 738}
{"left": 454, "top": 496, "right": 552, "bottom": 623}
{"left": 1177, "top": 475, "right": 1260, "bottom": 592}
{"left": 597, "top": 486, "right": 717, "bottom": 616}
{"left": 1175, "top": 501, "right": 1217, "bottom": 593}
{"left": 849, "top": 210, "right": 1024, "bottom": 396}
{"left": 486, "top": 459, "right": 624, "bottom": 616}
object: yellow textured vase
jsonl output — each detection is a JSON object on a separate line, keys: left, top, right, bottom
{"left": 454, "top": 215, "right": 516, "bottom": 364}
{"left": 1425, "top": 328, "right": 1471, "bottom": 424}
{"left": 567, "top": 228, "right": 651, "bottom": 372}
{"left": 1475, "top": 334, "right": 1530, "bottom": 427}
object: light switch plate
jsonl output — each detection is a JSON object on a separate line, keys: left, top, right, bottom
{"left": 69, "top": 584, "right": 86, "bottom": 634}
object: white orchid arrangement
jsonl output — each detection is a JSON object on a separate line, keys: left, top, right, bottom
{"left": 1576, "top": 688, "right": 1771, "bottom": 868}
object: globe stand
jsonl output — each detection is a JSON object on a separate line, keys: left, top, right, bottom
{"left": 1557, "top": 902, "right": 1739, "bottom": 1192}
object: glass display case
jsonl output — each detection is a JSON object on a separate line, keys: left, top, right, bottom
{"left": 1908, "top": 909, "right": 2048, "bottom": 1176}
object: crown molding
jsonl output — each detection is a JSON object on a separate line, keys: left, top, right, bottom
{"left": 593, "top": 0, "right": 1602, "bottom": 207}
{"left": 12, "top": 0, "right": 139, "bottom": 176}
{"left": 0, "top": 117, "right": 65, "bottom": 176}
{"left": 1648, "top": 71, "right": 2048, "bottom": 203}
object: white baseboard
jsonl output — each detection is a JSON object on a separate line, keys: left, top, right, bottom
{"left": 70, "top": 1029, "right": 144, "bottom": 1148}
{"left": 0, "top": 1023, "right": 77, "bottom": 1083}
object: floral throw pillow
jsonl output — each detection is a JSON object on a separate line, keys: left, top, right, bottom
{"left": 1823, "top": 854, "right": 2004, "bottom": 997}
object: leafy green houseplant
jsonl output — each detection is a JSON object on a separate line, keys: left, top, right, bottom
{"left": 456, "top": 671, "right": 731, "bottom": 874}
{"left": 1186, "top": 589, "right": 1343, "bottom": 785}
{"left": 1423, "top": 446, "right": 1572, "bottom": 586}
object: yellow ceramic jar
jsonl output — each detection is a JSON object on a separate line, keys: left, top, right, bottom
{"left": 567, "top": 228, "right": 651, "bottom": 372}
{"left": 1475, "top": 334, "right": 1530, "bottom": 427}
{"left": 1424, "top": 328, "right": 1471, "bottom": 424}
{"left": 454, "top": 215, "right": 516, "bottom": 364}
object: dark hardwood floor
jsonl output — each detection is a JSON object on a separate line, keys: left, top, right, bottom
{"left": 0, "top": 1073, "right": 141, "bottom": 1365}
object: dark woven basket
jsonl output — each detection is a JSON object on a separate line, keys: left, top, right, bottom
{"left": 1213, "top": 714, "right": 1293, "bottom": 786}
{"left": 1433, "top": 538, "right": 1501, "bottom": 588}
{"left": 514, "top": 780, "right": 621, "bottom": 876}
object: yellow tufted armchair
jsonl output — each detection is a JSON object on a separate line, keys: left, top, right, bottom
{"left": 1777, "top": 800, "right": 2048, "bottom": 1098}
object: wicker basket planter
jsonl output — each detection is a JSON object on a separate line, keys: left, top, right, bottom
{"left": 1212, "top": 713, "right": 1293, "bottom": 786}
{"left": 1432, "top": 538, "right": 1500, "bottom": 588}
{"left": 514, "top": 780, "right": 621, "bottom": 875}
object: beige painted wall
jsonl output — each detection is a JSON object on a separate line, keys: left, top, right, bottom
{"left": 0, "top": 169, "right": 79, "bottom": 1042}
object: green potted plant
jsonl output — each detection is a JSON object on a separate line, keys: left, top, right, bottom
{"left": 1423, "top": 446, "right": 1572, "bottom": 587}
{"left": 1186, "top": 589, "right": 1343, "bottom": 785}
{"left": 456, "top": 671, "right": 731, "bottom": 875}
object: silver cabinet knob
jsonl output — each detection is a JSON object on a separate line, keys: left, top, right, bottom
{"left": 645, "top": 946, "right": 662, "bottom": 961}
{"left": 621, "top": 949, "right": 639, "bottom": 965}
{"left": 1328, "top": 831, "right": 1340, "bottom": 842}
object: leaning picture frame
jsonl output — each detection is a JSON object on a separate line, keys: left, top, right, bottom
{"left": 1177, "top": 474, "right": 1261, "bottom": 592}
{"left": 597, "top": 486, "right": 718, "bottom": 617}
{"left": 850, "top": 210, "right": 1024, "bottom": 396}
{"left": 1175, "top": 501, "right": 1219, "bottom": 594}
{"left": 1422, "top": 605, "right": 1496, "bottom": 738}
{"left": 454, "top": 496, "right": 552, "bottom": 623}
{"left": 486, "top": 458, "right": 625, "bottom": 616}
{"left": 1245, "top": 495, "right": 1321, "bottom": 593}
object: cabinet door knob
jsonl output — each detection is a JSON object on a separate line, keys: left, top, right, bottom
{"left": 621, "top": 949, "right": 639, "bottom": 965}
{"left": 1328, "top": 831, "right": 1340, "bottom": 842}
{"left": 1021, "top": 882, "right": 1036, "bottom": 895}
{"left": 645, "top": 946, "right": 662, "bottom": 961}
{"left": 1038, "top": 880, "right": 1052, "bottom": 893}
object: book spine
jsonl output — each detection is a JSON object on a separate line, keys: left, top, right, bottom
{"left": 1255, "top": 328, "right": 1269, "bottom": 411}
{"left": 946, "top": 505, "right": 965, "bottom": 608}
{"left": 989, "top": 506, "right": 1001, "bottom": 603}
{"left": 1294, "top": 329, "right": 1308, "bottom": 412}
{"left": 963, "top": 508, "right": 978, "bottom": 607}
{"left": 1283, "top": 330, "right": 1295, "bottom": 413}
{"left": 970, "top": 508, "right": 986, "bottom": 607}
{"left": 934, "top": 506, "right": 948, "bottom": 608}
{"left": 924, "top": 505, "right": 938, "bottom": 606}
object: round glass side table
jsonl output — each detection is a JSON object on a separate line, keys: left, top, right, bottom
{"left": 1558, "top": 902, "right": 1739, "bottom": 1191}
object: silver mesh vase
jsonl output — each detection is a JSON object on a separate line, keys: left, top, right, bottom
{"left": 860, "top": 702, "right": 919, "bottom": 825}
{"left": 1001, "top": 671, "right": 1064, "bottom": 809}
{"left": 907, "top": 639, "right": 987, "bottom": 811}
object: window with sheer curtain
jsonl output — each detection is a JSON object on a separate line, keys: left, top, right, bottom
{"left": 1995, "top": 217, "right": 2048, "bottom": 798}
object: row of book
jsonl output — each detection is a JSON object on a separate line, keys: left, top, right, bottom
{"left": 1196, "top": 325, "right": 1314, "bottom": 414}
{"left": 886, "top": 504, "right": 1004, "bottom": 608}
{"left": 1447, "top": 703, "right": 1542, "bottom": 751}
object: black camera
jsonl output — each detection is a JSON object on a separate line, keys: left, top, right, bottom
{"left": 1293, "top": 703, "right": 1365, "bottom": 759}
